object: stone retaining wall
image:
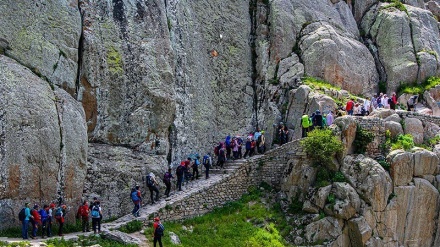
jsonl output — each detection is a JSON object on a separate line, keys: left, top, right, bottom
{"left": 152, "top": 140, "right": 306, "bottom": 222}
{"left": 396, "top": 110, "right": 440, "bottom": 126}
{"left": 356, "top": 116, "right": 386, "bottom": 157}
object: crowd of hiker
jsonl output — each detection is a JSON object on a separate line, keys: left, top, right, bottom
{"left": 18, "top": 197, "right": 103, "bottom": 240}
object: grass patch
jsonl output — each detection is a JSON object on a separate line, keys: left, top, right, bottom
{"left": 118, "top": 220, "right": 143, "bottom": 233}
{"left": 45, "top": 235, "right": 138, "bottom": 247}
{"left": 397, "top": 76, "right": 440, "bottom": 96}
{"left": 303, "top": 76, "right": 341, "bottom": 91}
{"left": 149, "top": 188, "right": 292, "bottom": 247}
{"left": 391, "top": 134, "right": 415, "bottom": 151}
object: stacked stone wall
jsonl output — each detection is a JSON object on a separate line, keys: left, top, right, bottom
{"left": 355, "top": 116, "right": 386, "bottom": 157}
{"left": 153, "top": 140, "right": 305, "bottom": 222}
{"left": 396, "top": 110, "right": 440, "bottom": 126}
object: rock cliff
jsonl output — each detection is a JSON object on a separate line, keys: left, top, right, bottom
{"left": 1, "top": 0, "right": 440, "bottom": 234}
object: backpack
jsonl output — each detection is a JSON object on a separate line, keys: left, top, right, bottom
{"left": 194, "top": 159, "right": 200, "bottom": 166}
{"left": 257, "top": 135, "right": 262, "bottom": 145}
{"left": 176, "top": 166, "right": 184, "bottom": 176}
{"left": 219, "top": 148, "right": 225, "bottom": 156}
{"left": 214, "top": 146, "right": 219, "bottom": 156}
{"left": 155, "top": 223, "right": 165, "bottom": 236}
{"left": 55, "top": 207, "right": 63, "bottom": 219}
{"left": 163, "top": 172, "right": 171, "bottom": 183}
{"left": 146, "top": 175, "right": 154, "bottom": 187}
{"left": 91, "top": 205, "right": 100, "bottom": 218}
{"left": 377, "top": 97, "right": 381, "bottom": 104}
{"left": 203, "top": 155, "right": 210, "bottom": 166}
{"left": 18, "top": 208, "right": 26, "bottom": 221}
{"left": 387, "top": 98, "right": 391, "bottom": 104}
{"left": 131, "top": 190, "right": 140, "bottom": 201}
{"left": 301, "top": 115, "right": 310, "bottom": 128}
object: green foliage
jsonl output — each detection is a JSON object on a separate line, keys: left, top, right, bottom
{"left": 0, "top": 241, "right": 30, "bottom": 247}
{"left": 327, "top": 194, "right": 336, "bottom": 205}
{"left": 153, "top": 188, "right": 292, "bottom": 247}
{"left": 391, "top": 134, "right": 415, "bottom": 151}
{"left": 102, "top": 216, "right": 119, "bottom": 223}
{"left": 288, "top": 198, "right": 304, "bottom": 215}
{"left": 300, "top": 129, "right": 344, "bottom": 165}
{"left": 378, "top": 159, "right": 391, "bottom": 171}
{"left": 0, "top": 221, "right": 82, "bottom": 238}
{"left": 315, "top": 168, "right": 332, "bottom": 188}
{"left": 303, "top": 76, "right": 341, "bottom": 91}
{"left": 378, "top": 81, "right": 387, "bottom": 94}
{"left": 379, "top": 0, "right": 407, "bottom": 13}
{"left": 44, "top": 235, "right": 138, "bottom": 247}
{"left": 398, "top": 77, "right": 440, "bottom": 96}
{"left": 268, "top": 78, "right": 280, "bottom": 85}
{"left": 353, "top": 125, "right": 375, "bottom": 154}
{"left": 118, "top": 220, "right": 143, "bottom": 233}
{"left": 333, "top": 171, "right": 347, "bottom": 183}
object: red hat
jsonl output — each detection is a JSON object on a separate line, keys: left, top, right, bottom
{"left": 180, "top": 161, "right": 185, "bottom": 166}
{"left": 154, "top": 217, "right": 160, "bottom": 222}
{"left": 49, "top": 203, "right": 56, "bottom": 208}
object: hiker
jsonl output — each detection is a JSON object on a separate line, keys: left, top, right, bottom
{"left": 353, "top": 103, "right": 362, "bottom": 116}
{"left": 20, "top": 202, "right": 32, "bottom": 239}
{"left": 176, "top": 161, "right": 186, "bottom": 191}
{"left": 147, "top": 172, "right": 160, "bottom": 204}
{"left": 407, "top": 95, "right": 418, "bottom": 111}
{"left": 218, "top": 146, "right": 226, "bottom": 168}
{"left": 55, "top": 204, "right": 67, "bottom": 236}
{"left": 382, "top": 94, "right": 390, "bottom": 109}
{"left": 163, "top": 168, "right": 174, "bottom": 197}
{"left": 47, "top": 203, "right": 55, "bottom": 237}
{"left": 192, "top": 155, "right": 201, "bottom": 180}
{"left": 258, "top": 131, "right": 266, "bottom": 154}
{"left": 390, "top": 92, "right": 398, "bottom": 110}
{"left": 278, "top": 122, "right": 288, "bottom": 145}
{"left": 225, "top": 134, "right": 232, "bottom": 159}
{"left": 131, "top": 186, "right": 142, "bottom": 217}
{"left": 250, "top": 138, "right": 256, "bottom": 156}
{"left": 39, "top": 205, "right": 49, "bottom": 238}
{"left": 346, "top": 98, "right": 355, "bottom": 115}
{"left": 91, "top": 201, "right": 102, "bottom": 234}
{"left": 377, "top": 93, "right": 384, "bottom": 108}
{"left": 301, "top": 113, "right": 311, "bottom": 137}
{"left": 77, "top": 201, "right": 90, "bottom": 232}
{"left": 326, "top": 111, "right": 334, "bottom": 126}
{"left": 30, "top": 204, "right": 41, "bottom": 239}
{"left": 184, "top": 158, "right": 193, "bottom": 183}
{"left": 232, "top": 137, "right": 239, "bottom": 159}
{"left": 203, "top": 153, "right": 212, "bottom": 179}
{"left": 363, "top": 98, "right": 371, "bottom": 115}
{"left": 152, "top": 217, "right": 164, "bottom": 247}
{"left": 237, "top": 137, "right": 243, "bottom": 159}
{"left": 254, "top": 128, "right": 261, "bottom": 145}
{"left": 313, "top": 110, "right": 324, "bottom": 128}
{"left": 371, "top": 94, "right": 378, "bottom": 109}
{"left": 243, "top": 137, "right": 252, "bottom": 159}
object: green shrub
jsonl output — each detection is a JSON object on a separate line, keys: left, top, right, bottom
{"left": 391, "top": 134, "right": 415, "bottom": 151}
{"left": 353, "top": 125, "right": 375, "bottom": 154}
{"left": 378, "top": 159, "right": 391, "bottom": 171}
{"left": 300, "top": 129, "right": 344, "bottom": 165}
{"left": 45, "top": 235, "right": 138, "bottom": 247}
{"left": 397, "top": 76, "right": 440, "bottom": 96}
{"left": 327, "top": 194, "right": 336, "bottom": 205}
{"left": 333, "top": 171, "right": 347, "bottom": 183}
{"left": 118, "top": 220, "right": 143, "bottom": 233}
{"left": 315, "top": 168, "right": 332, "bottom": 188}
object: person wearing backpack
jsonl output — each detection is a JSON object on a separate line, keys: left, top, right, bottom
{"left": 30, "top": 204, "right": 42, "bottom": 239}
{"left": 77, "top": 201, "right": 90, "bottom": 232}
{"left": 146, "top": 172, "right": 160, "bottom": 204}
{"left": 163, "top": 168, "right": 174, "bottom": 197}
{"left": 20, "top": 202, "right": 32, "bottom": 239}
{"left": 258, "top": 131, "right": 266, "bottom": 154}
{"left": 218, "top": 147, "right": 226, "bottom": 168}
{"left": 39, "top": 205, "right": 49, "bottom": 238}
{"left": 46, "top": 203, "right": 55, "bottom": 237}
{"left": 55, "top": 204, "right": 66, "bottom": 236}
{"left": 176, "top": 162, "right": 186, "bottom": 191}
{"left": 301, "top": 113, "right": 310, "bottom": 138}
{"left": 203, "top": 153, "right": 212, "bottom": 179}
{"left": 152, "top": 217, "right": 164, "bottom": 247}
{"left": 131, "top": 186, "right": 142, "bottom": 217}
{"left": 192, "top": 155, "right": 201, "bottom": 180}
{"left": 91, "top": 201, "right": 102, "bottom": 234}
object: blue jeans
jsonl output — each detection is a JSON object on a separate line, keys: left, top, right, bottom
{"left": 176, "top": 175, "right": 183, "bottom": 191}
{"left": 132, "top": 201, "right": 140, "bottom": 216}
{"left": 22, "top": 220, "right": 29, "bottom": 239}
{"left": 32, "top": 221, "right": 38, "bottom": 237}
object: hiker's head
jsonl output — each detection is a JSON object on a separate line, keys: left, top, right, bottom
{"left": 180, "top": 161, "right": 185, "bottom": 166}
{"left": 93, "top": 197, "right": 98, "bottom": 201}
{"left": 43, "top": 205, "right": 49, "bottom": 210}
{"left": 136, "top": 185, "right": 140, "bottom": 190}
{"left": 83, "top": 200, "right": 88, "bottom": 205}
{"left": 61, "top": 205, "right": 67, "bottom": 209}
{"left": 261, "top": 130, "right": 265, "bottom": 134}
{"left": 168, "top": 167, "right": 172, "bottom": 172}
{"left": 154, "top": 217, "right": 160, "bottom": 222}
{"left": 25, "top": 202, "right": 30, "bottom": 207}
{"left": 33, "top": 204, "right": 39, "bottom": 209}
{"left": 49, "top": 203, "right": 55, "bottom": 209}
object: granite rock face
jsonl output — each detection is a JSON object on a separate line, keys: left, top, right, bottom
{"left": 0, "top": 55, "right": 87, "bottom": 229}
{"left": 0, "top": 0, "right": 81, "bottom": 92}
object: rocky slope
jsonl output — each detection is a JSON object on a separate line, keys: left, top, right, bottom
{"left": 1, "top": 0, "right": 440, "bottom": 230}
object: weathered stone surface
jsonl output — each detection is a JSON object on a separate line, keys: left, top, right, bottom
{"left": 426, "top": 0, "right": 440, "bottom": 19}
{"left": 304, "top": 217, "right": 344, "bottom": 243}
{"left": 404, "top": 118, "right": 424, "bottom": 144}
{"left": 402, "top": 0, "right": 426, "bottom": 8}
{"left": 84, "top": 143, "right": 167, "bottom": 219}
{"left": 324, "top": 182, "right": 360, "bottom": 220}
{"left": 277, "top": 53, "right": 304, "bottom": 88}
{"left": 396, "top": 178, "right": 440, "bottom": 246}
{"left": 101, "top": 230, "right": 142, "bottom": 245}
{"left": 376, "top": 198, "right": 398, "bottom": 244}
{"left": 303, "top": 200, "right": 319, "bottom": 214}
{"left": 369, "top": 108, "right": 395, "bottom": 119}
{"left": 388, "top": 150, "right": 414, "bottom": 186}
{"left": 334, "top": 116, "right": 357, "bottom": 156}
{"left": 384, "top": 113, "right": 402, "bottom": 123}
{"left": 0, "top": 0, "right": 81, "bottom": 91}
{"left": 342, "top": 155, "right": 393, "bottom": 211}
{"left": 281, "top": 157, "right": 316, "bottom": 201}
{"left": 347, "top": 216, "right": 373, "bottom": 247}
{"left": 311, "top": 185, "right": 332, "bottom": 209}
{"left": 299, "top": 22, "right": 378, "bottom": 96}
{"left": 424, "top": 121, "right": 440, "bottom": 141}
{"left": 384, "top": 121, "right": 404, "bottom": 139}
{"left": 362, "top": 4, "right": 440, "bottom": 93}
{"left": 0, "top": 55, "right": 87, "bottom": 229}
{"left": 412, "top": 148, "right": 439, "bottom": 176}
{"left": 169, "top": 232, "right": 181, "bottom": 245}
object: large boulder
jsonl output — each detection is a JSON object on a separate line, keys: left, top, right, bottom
{"left": 384, "top": 113, "right": 402, "bottom": 123}
{"left": 424, "top": 87, "right": 440, "bottom": 116}
{"left": 0, "top": 55, "right": 87, "bottom": 229}
{"left": 384, "top": 121, "right": 404, "bottom": 139}
{"left": 277, "top": 53, "right": 304, "bottom": 88}
{"left": 362, "top": 4, "right": 440, "bottom": 93}
{"left": 334, "top": 116, "right": 357, "bottom": 156}
{"left": 324, "top": 182, "right": 361, "bottom": 220}
{"left": 281, "top": 158, "right": 316, "bottom": 201}
{"left": 369, "top": 108, "right": 395, "bottom": 119}
{"left": 387, "top": 150, "right": 414, "bottom": 186}
{"left": 299, "top": 22, "right": 379, "bottom": 96}
{"left": 304, "top": 217, "right": 345, "bottom": 244}
{"left": 424, "top": 122, "right": 440, "bottom": 141}
{"left": 426, "top": 0, "right": 440, "bottom": 20}
{"left": 0, "top": 0, "right": 81, "bottom": 91}
{"left": 412, "top": 148, "right": 439, "bottom": 177}
{"left": 347, "top": 217, "right": 373, "bottom": 247}
{"left": 342, "top": 155, "right": 393, "bottom": 211}
{"left": 403, "top": 118, "right": 424, "bottom": 144}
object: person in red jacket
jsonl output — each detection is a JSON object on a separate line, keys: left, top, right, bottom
{"left": 390, "top": 92, "right": 398, "bottom": 110}
{"left": 77, "top": 201, "right": 90, "bottom": 232}
{"left": 31, "top": 205, "right": 42, "bottom": 239}
{"left": 346, "top": 98, "right": 355, "bottom": 115}
{"left": 152, "top": 217, "right": 164, "bottom": 247}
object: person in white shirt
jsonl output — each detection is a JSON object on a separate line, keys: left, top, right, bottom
{"left": 382, "top": 94, "right": 390, "bottom": 109}
{"left": 363, "top": 98, "right": 371, "bottom": 115}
